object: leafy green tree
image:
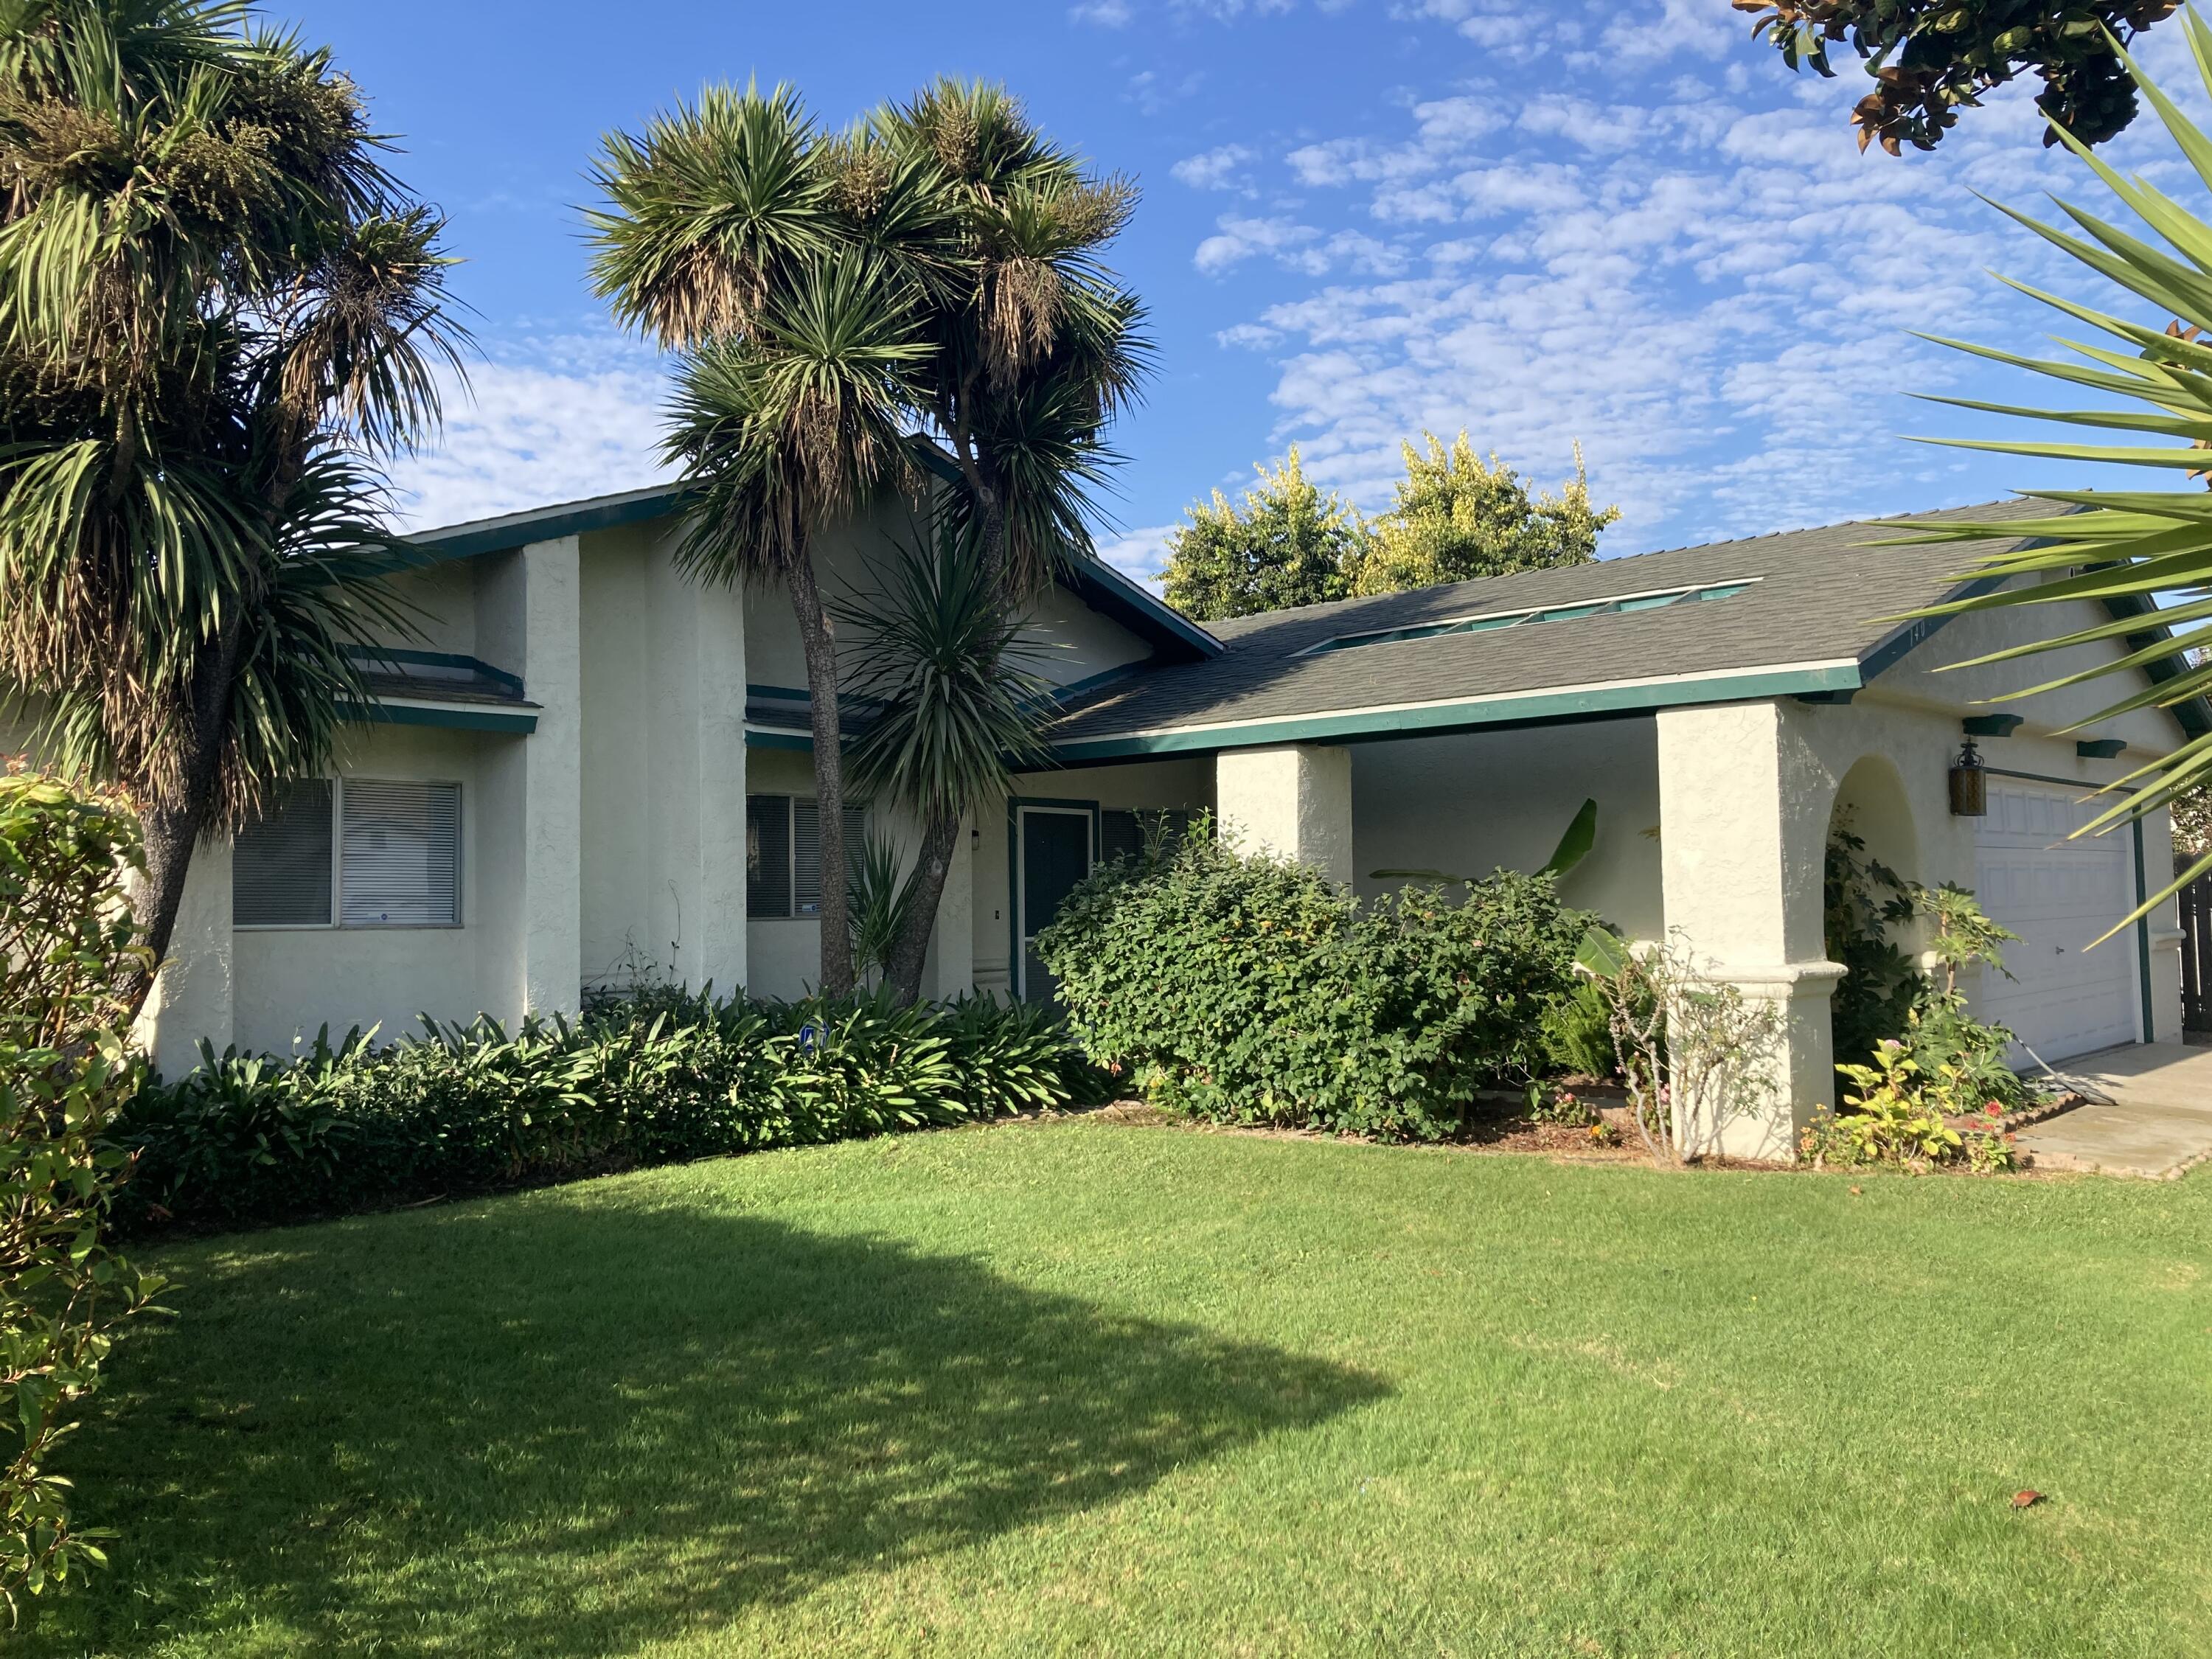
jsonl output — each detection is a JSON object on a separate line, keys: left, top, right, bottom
{"left": 0, "top": 0, "right": 465, "bottom": 1010}
{"left": 1897, "top": 15, "right": 2212, "bottom": 922}
{"left": 1161, "top": 448, "right": 1359, "bottom": 622}
{"left": 1351, "top": 433, "right": 1618, "bottom": 597}
{"left": 1738, "top": 0, "right": 2178, "bottom": 153}
{"left": 594, "top": 80, "right": 1146, "bottom": 1001}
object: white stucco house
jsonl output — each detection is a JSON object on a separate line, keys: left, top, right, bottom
{"left": 120, "top": 487, "right": 2203, "bottom": 1158}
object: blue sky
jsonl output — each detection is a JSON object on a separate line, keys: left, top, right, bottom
{"left": 291, "top": 0, "right": 2210, "bottom": 585}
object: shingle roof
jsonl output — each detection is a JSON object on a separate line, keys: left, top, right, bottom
{"left": 1042, "top": 501, "right": 2054, "bottom": 757}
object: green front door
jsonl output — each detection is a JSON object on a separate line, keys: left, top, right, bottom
{"left": 1019, "top": 807, "right": 1092, "bottom": 1003}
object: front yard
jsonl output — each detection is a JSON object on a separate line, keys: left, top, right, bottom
{"left": 29, "top": 1119, "right": 2212, "bottom": 1656}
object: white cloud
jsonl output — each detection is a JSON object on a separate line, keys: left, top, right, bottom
{"left": 1170, "top": 143, "right": 1258, "bottom": 189}
{"left": 1189, "top": 0, "right": 2212, "bottom": 550}
{"left": 1096, "top": 522, "right": 1179, "bottom": 591}
{"left": 388, "top": 331, "right": 672, "bottom": 532}
{"left": 1069, "top": 0, "right": 1133, "bottom": 24}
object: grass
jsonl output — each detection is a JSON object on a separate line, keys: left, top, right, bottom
{"left": 24, "top": 1118, "right": 2212, "bottom": 1657}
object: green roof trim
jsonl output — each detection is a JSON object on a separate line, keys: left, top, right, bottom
{"left": 394, "top": 473, "right": 1222, "bottom": 667}
{"left": 1045, "top": 662, "right": 1861, "bottom": 762}
{"left": 341, "top": 700, "right": 538, "bottom": 734}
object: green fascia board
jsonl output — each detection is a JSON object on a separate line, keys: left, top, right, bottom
{"left": 744, "top": 729, "right": 814, "bottom": 751}
{"left": 390, "top": 463, "right": 1222, "bottom": 667}
{"left": 344, "top": 644, "right": 525, "bottom": 698}
{"left": 2098, "top": 590, "right": 2212, "bottom": 740}
{"left": 1045, "top": 663, "right": 1862, "bottom": 763}
{"left": 400, "top": 484, "right": 690, "bottom": 563}
{"left": 341, "top": 700, "right": 538, "bottom": 734}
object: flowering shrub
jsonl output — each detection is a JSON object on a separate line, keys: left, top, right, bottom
{"left": 1800, "top": 1040, "right": 2017, "bottom": 1172}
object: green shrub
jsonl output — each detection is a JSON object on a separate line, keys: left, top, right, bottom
{"left": 0, "top": 771, "right": 164, "bottom": 1615}
{"left": 1538, "top": 978, "right": 1615, "bottom": 1079}
{"left": 1034, "top": 828, "right": 1597, "bottom": 1139}
{"left": 119, "top": 989, "right": 1093, "bottom": 1235}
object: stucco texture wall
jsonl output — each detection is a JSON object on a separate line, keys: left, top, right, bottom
{"left": 1352, "top": 720, "right": 1663, "bottom": 938}
{"left": 232, "top": 723, "right": 499, "bottom": 1054}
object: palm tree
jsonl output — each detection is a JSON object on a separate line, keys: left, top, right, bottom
{"left": 591, "top": 81, "right": 1148, "bottom": 1000}
{"left": 835, "top": 525, "right": 1052, "bottom": 1002}
{"left": 0, "top": 0, "right": 466, "bottom": 1010}
{"left": 1897, "top": 10, "right": 2212, "bottom": 924}
{"left": 858, "top": 81, "right": 1151, "bottom": 991}
{"left": 591, "top": 89, "right": 950, "bottom": 996}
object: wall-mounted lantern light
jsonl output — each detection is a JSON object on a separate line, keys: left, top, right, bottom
{"left": 1949, "top": 736, "right": 1987, "bottom": 817}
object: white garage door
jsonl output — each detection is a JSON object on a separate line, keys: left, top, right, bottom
{"left": 1972, "top": 779, "right": 2140, "bottom": 1064}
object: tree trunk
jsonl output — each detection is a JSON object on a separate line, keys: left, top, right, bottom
{"left": 785, "top": 552, "right": 855, "bottom": 998}
{"left": 883, "top": 808, "right": 964, "bottom": 1007}
{"left": 121, "top": 625, "right": 240, "bottom": 1022}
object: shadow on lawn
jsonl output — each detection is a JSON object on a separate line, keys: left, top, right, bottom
{"left": 37, "top": 1197, "right": 1387, "bottom": 1655}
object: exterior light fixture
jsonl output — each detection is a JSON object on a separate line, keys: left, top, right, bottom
{"left": 1949, "top": 736, "right": 1987, "bottom": 818}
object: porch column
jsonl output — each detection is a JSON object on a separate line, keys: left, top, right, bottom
{"left": 1655, "top": 700, "right": 1843, "bottom": 1161}
{"left": 1215, "top": 742, "right": 1354, "bottom": 889}
{"left": 477, "top": 535, "right": 583, "bottom": 1021}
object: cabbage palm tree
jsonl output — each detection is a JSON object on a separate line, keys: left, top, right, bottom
{"left": 0, "top": 0, "right": 466, "bottom": 1009}
{"left": 592, "top": 82, "right": 1148, "bottom": 1000}
{"left": 1899, "top": 8, "right": 2212, "bottom": 925}
{"left": 835, "top": 524, "right": 1052, "bottom": 1003}
{"left": 590, "top": 88, "right": 949, "bottom": 995}
{"left": 855, "top": 82, "right": 1150, "bottom": 990}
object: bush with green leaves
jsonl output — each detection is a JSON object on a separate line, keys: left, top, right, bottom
{"left": 0, "top": 771, "right": 165, "bottom": 1616}
{"left": 119, "top": 989, "right": 1096, "bottom": 1236}
{"left": 1034, "top": 827, "right": 1596, "bottom": 1139}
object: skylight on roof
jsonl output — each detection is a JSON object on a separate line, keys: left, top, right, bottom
{"left": 1301, "top": 578, "right": 1763, "bottom": 657}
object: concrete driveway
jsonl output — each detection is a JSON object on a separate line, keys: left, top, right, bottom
{"left": 2017, "top": 1043, "right": 2212, "bottom": 1179}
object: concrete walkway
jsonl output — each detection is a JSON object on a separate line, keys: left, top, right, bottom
{"left": 2017, "top": 1043, "right": 2212, "bottom": 1179}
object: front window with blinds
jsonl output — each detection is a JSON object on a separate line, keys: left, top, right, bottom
{"left": 233, "top": 779, "right": 462, "bottom": 929}
{"left": 748, "top": 795, "right": 865, "bottom": 918}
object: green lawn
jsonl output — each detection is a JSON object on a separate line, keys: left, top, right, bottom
{"left": 25, "top": 1118, "right": 2212, "bottom": 1657}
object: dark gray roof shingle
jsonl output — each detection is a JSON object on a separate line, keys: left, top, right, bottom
{"left": 1043, "top": 501, "right": 2048, "bottom": 747}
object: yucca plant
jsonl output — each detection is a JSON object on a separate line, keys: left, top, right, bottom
{"left": 1900, "top": 6, "right": 2212, "bottom": 925}
{"left": 835, "top": 525, "right": 1054, "bottom": 1003}
{"left": 0, "top": 1, "right": 467, "bottom": 1007}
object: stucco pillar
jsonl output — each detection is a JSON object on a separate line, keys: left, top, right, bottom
{"left": 1656, "top": 700, "right": 1843, "bottom": 1161}
{"left": 1215, "top": 743, "right": 1354, "bottom": 889}
{"left": 135, "top": 835, "right": 233, "bottom": 1077}
{"left": 477, "top": 535, "right": 583, "bottom": 1021}
{"left": 647, "top": 539, "right": 748, "bottom": 995}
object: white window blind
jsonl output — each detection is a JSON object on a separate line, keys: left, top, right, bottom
{"left": 783, "top": 800, "right": 869, "bottom": 917}
{"left": 233, "top": 781, "right": 334, "bottom": 927}
{"left": 341, "top": 780, "right": 461, "bottom": 927}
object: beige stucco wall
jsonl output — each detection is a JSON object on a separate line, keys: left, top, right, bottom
{"left": 577, "top": 522, "right": 749, "bottom": 997}
{"left": 1352, "top": 719, "right": 1663, "bottom": 936}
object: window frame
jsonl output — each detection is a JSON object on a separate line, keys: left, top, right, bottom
{"left": 745, "top": 793, "right": 869, "bottom": 921}
{"left": 232, "top": 776, "right": 466, "bottom": 933}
